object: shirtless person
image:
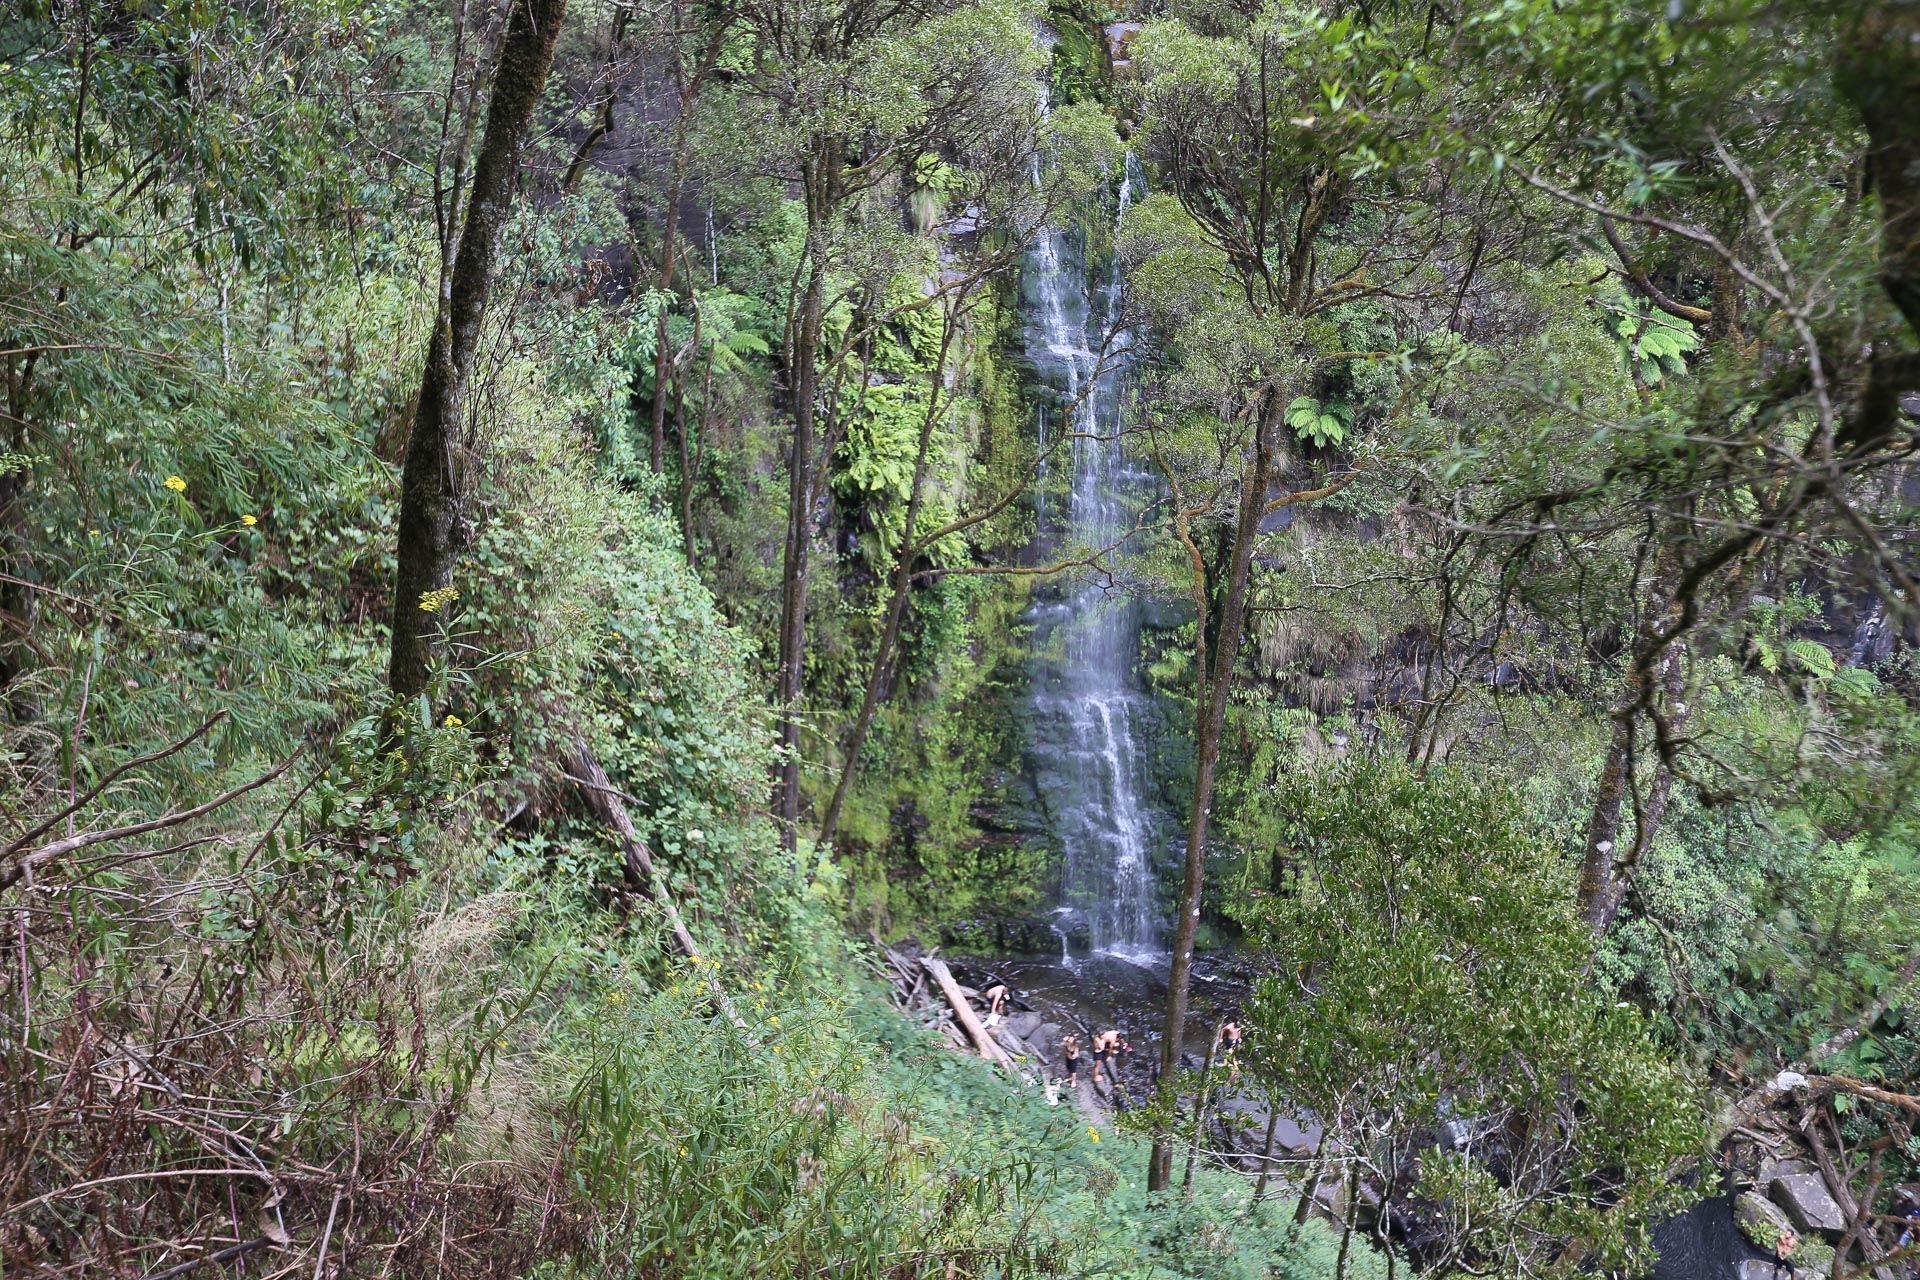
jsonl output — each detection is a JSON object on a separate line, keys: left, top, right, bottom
{"left": 982, "top": 982, "right": 1009, "bottom": 1027}
{"left": 1062, "top": 1034, "right": 1084, "bottom": 1087}
{"left": 1091, "top": 1029, "right": 1132, "bottom": 1088}
{"left": 1218, "top": 1019, "right": 1244, "bottom": 1081}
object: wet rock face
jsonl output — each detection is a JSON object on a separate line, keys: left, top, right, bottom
{"left": 1769, "top": 1173, "right": 1846, "bottom": 1236}
{"left": 940, "top": 915, "right": 1078, "bottom": 956}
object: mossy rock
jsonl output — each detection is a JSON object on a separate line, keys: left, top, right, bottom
{"left": 1795, "top": 1236, "right": 1835, "bottom": 1271}
{"left": 1735, "top": 1191, "right": 1794, "bottom": 1254}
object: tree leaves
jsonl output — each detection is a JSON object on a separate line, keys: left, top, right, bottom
{"left": 1285, "top": 394, "right": 1351, "bottom": 448}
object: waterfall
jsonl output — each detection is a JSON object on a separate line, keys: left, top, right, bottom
{"left": 1022, "top": 153, "right": 1163, "bottom": 964}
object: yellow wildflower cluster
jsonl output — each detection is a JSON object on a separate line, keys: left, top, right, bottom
{"left": 162, "top": 475, "right": 187, "bottom": 492}
{"left": 241, "top": 514, "right": 257, "bottom": 526}
{"left": 418, "top": 585, "right": 460, "bottom": 613}
{"left": 443, "top": 714, "right": 464, "bottom": 728}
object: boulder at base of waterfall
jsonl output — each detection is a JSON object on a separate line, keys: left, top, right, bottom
{"left": 1007, "top": 1012, "right": 1044, "bottom": 1041}
{"left": 1736, "top": 1260, "right": 1792, "bottom": 1280}
{"left": 1769, "top": 1173, "right": 1847, "bottom": 1236}
{"left": 1734, "top": 1191, "right": 1796, "bottom": 1255}
{"left": 1027, "top": 1023, "right": 1064, "bottom": 1069}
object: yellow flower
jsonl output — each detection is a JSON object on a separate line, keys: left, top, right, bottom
{"left": 418, "top": 585, "right": 459, "bottom": 613}
{"left": 240, "top": 514, "right": 257, "bottom": 527}
{"left": 162, "top": 475, "right": 186, "bottom": 493}
{"left": 1087, "top": 1128, "right": 1100, "bottom": 1143}
{"left": 444, "top": 714, "right": 464, "bottom": 727}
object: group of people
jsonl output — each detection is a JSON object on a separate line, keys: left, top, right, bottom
{"left": 1060, "top": 1029, "right": 1132, "bottom": 1089}
{"left": 1057, "top": 1019, "right": 1243, "bottom": 1093}
{"left": 973, "top": 977, "right": 1247, "bottom": 1106}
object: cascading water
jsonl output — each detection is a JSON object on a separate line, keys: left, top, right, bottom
{"left": 1023, "top": 153, "right": 1164, "bottom": 964}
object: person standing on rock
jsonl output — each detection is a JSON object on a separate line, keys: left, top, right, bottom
{"left": 1218, "top": 1019, "right": 1244, "bottom": 1082}
{"left": 1092, "top": 1029, "right": 1131, "bottom": 1088}
{"left": 1063, "top": 1034, "right": 1084, "bottom": 1087}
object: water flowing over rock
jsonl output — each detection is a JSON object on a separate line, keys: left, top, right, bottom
{"left": 1021, "top": 151, "right": 1165, "bottom": 963}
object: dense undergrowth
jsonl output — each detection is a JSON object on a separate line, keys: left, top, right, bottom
{"left": 5, "top": 0, "right": 1920, "bottom": 1275}
{"left": 0, "top": 9, "right": 1347, "bottom": 1265}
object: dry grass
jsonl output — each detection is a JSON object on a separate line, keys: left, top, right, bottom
{"left": 0, "top": 739, "right": 571, "bottom": 1279}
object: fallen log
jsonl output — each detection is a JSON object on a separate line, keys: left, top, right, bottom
{"left": 923, "top": 957, "right": 1013, "bottom": 1069}
{"left": 1807, "top": 1074, "right": 1920, "bottom": 1116}
{"left": 567, "top": 738, "right": 750, "bottom": 1038}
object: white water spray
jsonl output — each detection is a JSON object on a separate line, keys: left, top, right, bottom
{"left": 1023, "top": 152, "right": 1163, "bottom": 964}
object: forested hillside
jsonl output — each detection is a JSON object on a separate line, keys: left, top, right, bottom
{"left": 1, "top": 0, "right": 1917, "bottom": 1277}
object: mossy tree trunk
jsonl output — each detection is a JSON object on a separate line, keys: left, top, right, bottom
{"left": 388, "top": 0, "right": 567, "bottom": 708}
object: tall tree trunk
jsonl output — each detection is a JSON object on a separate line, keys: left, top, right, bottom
{"left": 647, "top": 13, "right": 730, "bottom": 476}
{"left": 1295, "top": 1144, "right": 1329, "bottom": 1225}
{"left": 1334, "top": 1164, "right": 1360, "bottom": 1280}
{"left": 1181, "top": 1025, "right": 1221, "bottom": 1193}
{"left": 1148, "top": 393, "right": 1278, "bottom": 1191}
{"left": 1251, "top": 1111, "right": 1282, "bottom": 1201}
{"left": 679, "top": 344, "right": 712, "bottom": 568}
{"left": 0, "top": 472, "right": 33, "bottom": 725}
{"left": 648, "top": 182, "right": 683, "bottom": 477}
{"left": 1575, "top": 703, "right": 1634, "bottom": 928}
{"left": 772, "top": 152, "right": 839, "bottom": 853}
{"left": 0, "top": 392, "right": 31, "bottom": 721}
{"left": 388, "top": 0, "right": 567, "bottom": 706}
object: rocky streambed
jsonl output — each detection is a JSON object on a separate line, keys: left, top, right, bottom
{"left": 874, "top": 938, "right": 1329, "bottom": 1179}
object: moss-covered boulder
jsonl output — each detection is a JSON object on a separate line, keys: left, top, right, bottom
{"left": 1734, "top": 1191, "right": 1795, "bottom": 1255}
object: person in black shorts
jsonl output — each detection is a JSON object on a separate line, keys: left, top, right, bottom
{"left": 1092, "top": 1029, "right": 1130, "bottom": 1087}
{"left": 1218, "top": 1019, "right": 1244, "bottom": 1081}
{"left": 1062, "top": 1033, "right": 1083, "bottom": 1086}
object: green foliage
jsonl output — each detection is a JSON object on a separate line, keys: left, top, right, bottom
{"left": 1236, "top": 757, "right": 1707, "bottom": 1276}
{"left": 11, "top": 1, "right": 1920, "bottom": 1277}
{"left": 554, "top": 977, "right": 1072, "bottom": 1277}
{"left": 1046, "top": 2, "right": 1113, "bottom": 108}
{"left": 1284, "top": 394, "right": 1351, "bottom": 448}
{"left": 1597, "top": 298, "right": 1700, "bottom": 385}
